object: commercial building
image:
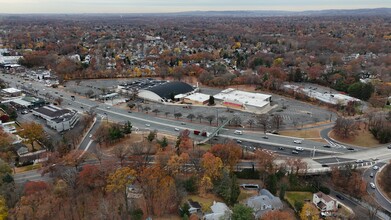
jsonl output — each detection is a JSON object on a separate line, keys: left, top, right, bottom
{"left": 138, "top": 81, "right": 196, "bottom": 102}
{"left": 1, "top": 88, "right": 22, "bottom": 97}
{"left": 10, "top": 96, "right": 46, "bottom": 109}
{"left": 32, "top": 105, "right": 79, "bottom": 132}
{"left": 182, "top": 93, "right": 210, "bottom": 105}
{"left": 214, "top": 88, "right": 271, "bottom": 112}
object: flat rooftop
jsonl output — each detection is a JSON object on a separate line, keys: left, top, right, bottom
{"left": 33, "top": 105, "right": 72, "bottom": 118}
{"left": 184, "top": 93, "right": 210, "bottom": 102}
{"left": 214, "top": 88, "right": 271, "bottom": 108}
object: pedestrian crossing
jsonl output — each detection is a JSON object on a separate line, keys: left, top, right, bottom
{"left": 325, "top": 139, "right": 346, "bottom": 149}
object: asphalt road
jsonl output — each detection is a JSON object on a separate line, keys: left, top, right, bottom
{"left": 363, "top": 162, "right": 391, "bottom": 213}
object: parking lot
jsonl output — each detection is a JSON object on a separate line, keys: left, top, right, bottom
{"left": 60, "top": 78, "right": 336, "bottom": 129}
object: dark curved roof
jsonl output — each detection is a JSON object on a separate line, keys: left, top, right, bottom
{"left": 146, "top": 81, "right": 194, "bottom": 99}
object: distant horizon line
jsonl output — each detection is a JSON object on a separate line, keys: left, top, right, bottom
{"left": 0, "top": 7, "right": 390, "bottom": 15}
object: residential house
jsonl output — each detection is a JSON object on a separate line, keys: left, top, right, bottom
{"left": 313, "top": 192, "right": 338, "bottom": 212}
{"left": 245, "top": 189, "right": 283, "bottom": 219}
{"left": 187, "top": 199, "right": 202, "bottom": 216}
{"left": 203, "top": 201, "right": 231, "bottom": 220}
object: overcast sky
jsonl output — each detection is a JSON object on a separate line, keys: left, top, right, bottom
{"left": 1, "top": 0, "right": 390, "bottom": 13}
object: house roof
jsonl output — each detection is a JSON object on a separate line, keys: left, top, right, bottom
{"left": 210, "top": 201, "right": 230, "bottom": 214}
{"left": 145, "top": 81, "right": 194, "bottom": 99}
{"left": 315, "top": 192, "right": 334, "bottom": 203}
{"left": 188, "top": 199, "right": 202, "bottom": 209}
{"left": 33, "top": 105, "right": 72, "bottom": 118}
{"left": 317, "top": 201, "right": 327, "bottom": 209}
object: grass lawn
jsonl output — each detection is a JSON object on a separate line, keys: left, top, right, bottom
{"left": 185, "top": 194, "right": 222, "bottom": 213}
{"left": 285, "top": 191, "right": 312, "bottom": 208}
{"left": 329, "top": 123, "right": 379, "bottom": 147}
{"left": 377, "top": 164, "right": 391, "bottom": 201}
{"left": 280, "top": 128, "right": 326, "bottom": 143}
{"left": 15, "top": 163, "right": 42, "bottom": 173}
{"left": 238, "top": 189, "right": 259, "bottom": 202}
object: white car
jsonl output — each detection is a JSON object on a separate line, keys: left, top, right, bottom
{"left": 89, "top": 134, "right": 93, "bottom": 138}
{"left": 355, "top": 159, "right": 364, "bottom": 163}
{"left": 106, "top": 106, "right": 111, "bottom": 109}
{"left": 293, "top": 140, "right": 302, "bottom": 144}
{"left": 236, "top": 139, "right": 242, "bottom": 144}
{"left": 145, "top": 124, "right": 150, "bottom": 127}
{"left": 373, "top": 166, "right": 379, "bottom": 170}
{"left": 370, "top": 182, "right": 376, "bottom": 189}
{"left": 234, "top": 130, "right": 243, "bottom": 135}
{"left": 174, "top": 128, "right": 179, "bottom": 131}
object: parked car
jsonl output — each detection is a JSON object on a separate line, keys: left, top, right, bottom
{"left": 355, "top": 159, "right": 363, "bottom": 163}
{"left": 388, "top": 145, "right": 391, "bottom": 149}
{"left": 373, "top": 166, "right": 379, "bottom": 170}
{"left": 293, "top": 140, "right": 302, "bottom": 144}
{"left": 370, "top": 182, "right": 376, "bottom": 189}
{"left": 370, "top": 173, "right": 374, "bottom": 178}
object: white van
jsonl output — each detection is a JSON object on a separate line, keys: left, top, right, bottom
{"left": 295, "top": 147, "right": 304, "bottom": 151}
{"left": 234, "top": 130, "right": 243, "bottom": 135}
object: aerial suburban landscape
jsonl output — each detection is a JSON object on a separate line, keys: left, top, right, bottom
{"left": 0, "top": 1, "right": 391, "bottom": 220}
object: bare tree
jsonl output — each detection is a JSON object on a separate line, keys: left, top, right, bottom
{"left": 247, "top": 118, "right": 255, "bottom": 129}
{"left": 174, "top": 112, "right": 182, "bottom": 120}
{"left": 205, "top": 115, "right": 216, "bottom": 125}
{"left": 272, "top": 114, "right": 284, "bottom": 130}
{"left": 333, "top": 117, "right": 358, "bottom": 138}
{"left": 196, "top": 114, "right": 204, "bottom": 123}
{"left": 257, "top": 114, "right": 269, "bottom": 134}
{"left": 152, "top": 109, "right": 160, "bottom": 116}
{"left": 112, "top": 145, "right": 130, "bottom": 167}
{"left": 187, "top": 113, "right": 195, "bottom": 122}
{"left": 218, "top": 115, "right": 228, "bottom": 124}
{"left": 230, "top": 115, "right": 242, "bottom": 126}
{"left": 164, "top": 112, "right": 170, "bottom": 118}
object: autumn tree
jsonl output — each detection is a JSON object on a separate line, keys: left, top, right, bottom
{"left": 210, "top": 142, "right": 241, "bottom": 170}
{"left": 0, "top": 195, "right": 7, "bottom": 220}
{"left": 299, "top": 203, "right": 319, "bottom": 220}
{"left": 201, "top": 152, "right": 223, "bottom": 181}
{"left": 106, "top": 167, "right": 136, "bottom": 214}
{"left": 19, "top": 122, "right": 45, "bottom": 151}
{"left": 138, "top": 165, "right": 178, "bottom": 216}
{"left": 187, "top": 113, "right": 195, "bottom": 122}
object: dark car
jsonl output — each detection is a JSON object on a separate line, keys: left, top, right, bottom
{"left": 336, "top": 194, "right": 344, "bottom": 200}
{"left": 323, "top": 145, "right": 331, "bottom": 148}
{"left": 388, "top": 145, "right": 391, "bottom": 149}
{"left": 262, "top": 136, "right": 269, "bottom": 139}
{"left": 278, "top": 147, "right": 285, "bottom": 150}
{"left": 347, "top": 147, "right": 355, "bottom": 151}
{"left": 321, "top": 164, "right": 329, "bottom": 167}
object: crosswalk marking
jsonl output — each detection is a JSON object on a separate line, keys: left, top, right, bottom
{"left": 325, "top": 139, "right": 346, "bottom": 149}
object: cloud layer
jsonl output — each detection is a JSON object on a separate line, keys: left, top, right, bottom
{"left": 1, "top": 0, "right": 390, "bottom": 13}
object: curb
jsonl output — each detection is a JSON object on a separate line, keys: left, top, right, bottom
{"left": 375, "top": 164, "right": 391, "bottom": 206}
{"left": 76, "top": 116, "right": 97, "bottom": 150}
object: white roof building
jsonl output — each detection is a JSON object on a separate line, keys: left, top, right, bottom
{"left": 183, "top": 93, "right": 210, "bottom": 104}
{"left": 214, "top": 88, "right": 271, "bottom": 111}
